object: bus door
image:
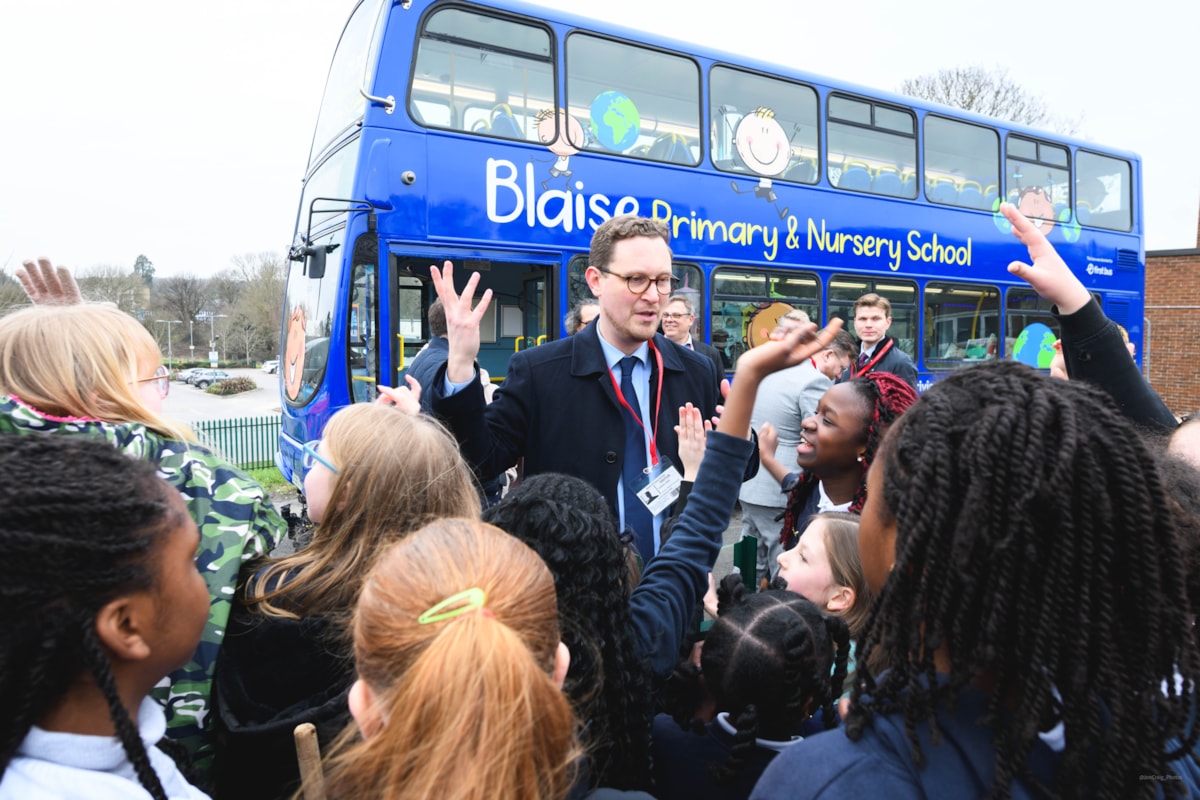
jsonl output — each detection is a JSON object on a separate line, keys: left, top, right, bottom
{"left": 388, "top": 253, "right": 556, "bottom": 387}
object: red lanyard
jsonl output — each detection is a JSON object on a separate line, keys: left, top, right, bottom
{"left": 607, "top": 340, "right": 664, "bottom": 466}
{"left": 851, "top": 338, "right": 893, "bottom": 378}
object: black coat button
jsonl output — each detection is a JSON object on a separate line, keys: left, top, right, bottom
{"left": 605, "top": 451, "right": 617, "bottom": 464}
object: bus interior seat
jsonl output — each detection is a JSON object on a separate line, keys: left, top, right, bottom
{"left": 647, "top": 132, "right": 693, "bottom": 165}
{"left": 487, "top": 104, "right": 523, "bottom": 139}
{"left": 873, "top": 170, "right": 904, "bottom": 197}
{"left": 783, "top": 158, "right": 817, "bottom": 183}
{"left": 983, "top": 184, "right": 999, "bottom": 210}
{"left": 957, "top": 182, "right": 984, "bottom": 209}
{"left": 929, "top": 180, "right": 958, "bottom": 205}
{"left": 839, "top": 165, "right": 872, "bottom": 191}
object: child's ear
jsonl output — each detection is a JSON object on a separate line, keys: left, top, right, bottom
{"left": 94, "top": 594, "right": 153, "bottom": 662}
{"left": 349, "top": 679, "right": 383, "bottom": 739}
{"left": 826, "top": 585, "right": 855, "bottom": 614}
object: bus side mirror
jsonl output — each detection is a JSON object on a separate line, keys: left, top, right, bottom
{"left": 307, "top": 247, "right": 326, "bottom": 280}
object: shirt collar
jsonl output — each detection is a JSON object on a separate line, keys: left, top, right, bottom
{"left": 596, "top": 330, "right": 650, "bottom": 372}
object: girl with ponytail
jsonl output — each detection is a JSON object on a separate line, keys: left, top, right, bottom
{"left": 322, "top": 518, "right": 654, "bottom": 800}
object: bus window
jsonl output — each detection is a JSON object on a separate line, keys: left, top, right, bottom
{"left": 410, "top": 7, "right": 553, "bottom": 141}
{"left": 1075, "top": 151, "right": 1132, "bottom": 232}
{"left": 711, "top": 268, "right": 820, "bottom": 371}
{"left": 566, "top": 33, "right": 700, "bottom": 165}
{"left": 827, "top": 94, "right": 917, "bottom": 197}
{"left": 1005, "top": 136, "right": 1070, "bottom": 223}
{"left": 709, "top": 67, "right": 819, "bottom": 185}
{"left": 923, "top": 116, "right": 1000, "bottom": 210}
{"left": 828, "top": 275, "right": 918, "bottom": 358}
{"left": 310, "top": 0, "right": 386, "bottom": 166}
{"left": 923, "top": 282, "right": 1000, "bottom": 371}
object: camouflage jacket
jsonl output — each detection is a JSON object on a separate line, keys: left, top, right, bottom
{"left": 0, "top": 395, "right": 286, "bottom": 770}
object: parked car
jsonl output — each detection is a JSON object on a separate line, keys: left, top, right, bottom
{"left": 189, "top": 369, "right": 232, "bottom": 389}
{"left": 175, "top": 367, "right": 205, "bottom": 383}
{"left": 261, "top": 359, "right": 279, "bottom": 374}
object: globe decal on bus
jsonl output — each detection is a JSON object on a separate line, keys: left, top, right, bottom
{"left": 589, "top": 91, "right": 640, "bottom": 152}
{"left": 1012, "top": 322, "right": 1057, "bottom": 368}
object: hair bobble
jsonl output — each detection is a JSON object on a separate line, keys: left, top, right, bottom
{"left": 418, "top": 587, "right": 490, "bottom": 624}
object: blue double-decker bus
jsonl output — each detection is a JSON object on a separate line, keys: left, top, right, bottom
{"left": 276, "top": 0, "right": 1143, "bottom": 486}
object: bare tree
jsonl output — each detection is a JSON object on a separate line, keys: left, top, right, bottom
{"left": 0, "top": 266, "right": 29, "bottom": 316}
{"left": 76, "top": 264, "right": 148, "bottom": 317}
{"left": 899, "top": 66, "right": 1081, "bottom": 135}
{"left": 155, "top": 275, "right": 211, "bottom": 333}
{"left": 225, "top": 313, "right": 268, "bottom": 362}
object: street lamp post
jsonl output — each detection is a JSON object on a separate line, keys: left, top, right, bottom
{"left": 196, "top": 312, "right": 228, "bottom": 367}
{"left": 188, "top": 321, "right": 195, "bottom": 361}
{"left": 155, "top": 319, "right": 183, "bottom": 369}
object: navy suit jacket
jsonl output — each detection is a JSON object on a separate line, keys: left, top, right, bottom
{"left": 691, "top": 339, "right": 727, "bottom": 378}
{"left": 404, "top": 335, "right": 449, "bottom": 414}
{"left": 430, "top": 323, "right": 743, "bottom": 524}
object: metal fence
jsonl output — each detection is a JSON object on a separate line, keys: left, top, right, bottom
{"left": 193, "top": 414, "right": 281, "bottom": 470}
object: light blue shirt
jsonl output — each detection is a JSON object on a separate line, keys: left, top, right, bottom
{"left": 595, "top": 333, "right": 662, "bottom": 553}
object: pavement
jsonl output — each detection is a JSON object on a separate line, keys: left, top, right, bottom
{"left": 163, "top": 366, "right": 282, "bottom": 426}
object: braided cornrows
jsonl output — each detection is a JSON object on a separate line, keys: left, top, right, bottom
{"left": 483, "top": 473, "right": 654, "bottom": 791}
{"left": 0, "top": 435, "right": 173, "bottom": 800}
{"left": 848, "top": 360, "right": 1200, "bottom": 800}
{"left": 703, "top": 574, "right": 850, "bottom": 786}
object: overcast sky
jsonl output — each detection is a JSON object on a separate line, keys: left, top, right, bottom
{"left": 2, "top": 0, "right": 1195, "bottom": 278}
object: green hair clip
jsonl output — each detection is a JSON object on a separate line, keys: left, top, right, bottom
{"left": 418, "top": 587, "right": 488, "bottom": 624}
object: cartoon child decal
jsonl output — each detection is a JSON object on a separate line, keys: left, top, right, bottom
{"left": 284, "top": 304, "right": 307, "bottom": 401}
{"left": 993, "top": 184, "right": 1080, "bottom": 242}
{"left": 536, "top": 108, "right": 585, "bottom": 190}
{"left": 746, "top": 301, "right": 797, "bottom": 347}
{"left": 730, "top": 107, "right": 792, "bottom": 218}
{"left": 1016, "top": 185, "right": 1057, "bottom": 234}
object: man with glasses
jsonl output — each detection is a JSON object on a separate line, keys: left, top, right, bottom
{"left": 429, "top": 214, "right": 751, "bottom": 563}
{"left": 659, "top": 293, "right": 725, "bottom": 378}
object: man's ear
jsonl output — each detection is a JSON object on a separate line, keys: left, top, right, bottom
{"left": 584, "top": 266, "right": 603, "bottom": 298}
{"left": 826, "top": 585, "right": 855, "bottom": 614}
{"left": 94, "top": 594, "right": 153, "bottom": 662}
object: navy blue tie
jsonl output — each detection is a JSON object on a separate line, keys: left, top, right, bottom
{"left": 619, "top": 356, "right": 654, "bottom": 559}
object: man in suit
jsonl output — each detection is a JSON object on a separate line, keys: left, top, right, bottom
{"left": 404, "top": 299, "right": 448, "bottom": 413}
{"left": 739, "top": 314, "right": 857, "bottom": 582}
{"left": 660, "top": 294, "right": 726, "bottom": 379}
{"left": 428, "top": 215, "right": 748, "bottom": 561}
{"left": 841, "top": 292, "right": 919, "bottom": 389}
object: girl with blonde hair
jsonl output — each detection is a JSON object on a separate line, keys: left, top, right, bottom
{"left": 0, "top": 300, "right": 284, "bottom": 778}
{"left": 324, "top": 518, "right": 654, "bottom": 800}
{"left": 213, "top": 402, "right": 482, "bottom": 800}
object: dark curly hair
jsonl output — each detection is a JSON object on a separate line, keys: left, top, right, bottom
{"left": 0, "top": 435, "right": 182, "bottom": 800}
{"left": 780, "top": 371, "right": 917, "bottom": 548}
{"left": 664, "top": 573, "right": 849, "bottom": 786}
{"left": 848, "top": 360, "right": 1200, "bottom": 799}
{"left": 483, "top": 473, "right": 654, "bottom": 791}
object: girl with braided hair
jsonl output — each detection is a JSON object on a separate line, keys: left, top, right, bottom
{"left": 0, "top": 298, "right": 284, "bottom": 775}
{"left": 752, "top": 360, "right": 1200, "bottom": 800}
{"left": 761, "top": 371, "right": 916, "bottom": 551}
{"left": 0, "top": 435, "right": 210, "bottom": 800}
{"left": 318, "top": 518, "right": 654, "bottom": 800}
{"left": 654, "top": 573, "right": 849, "bottom": 800}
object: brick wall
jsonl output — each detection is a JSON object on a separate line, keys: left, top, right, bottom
{"left": 1146, "top": 245, "right": 1200, "bottom": 417}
